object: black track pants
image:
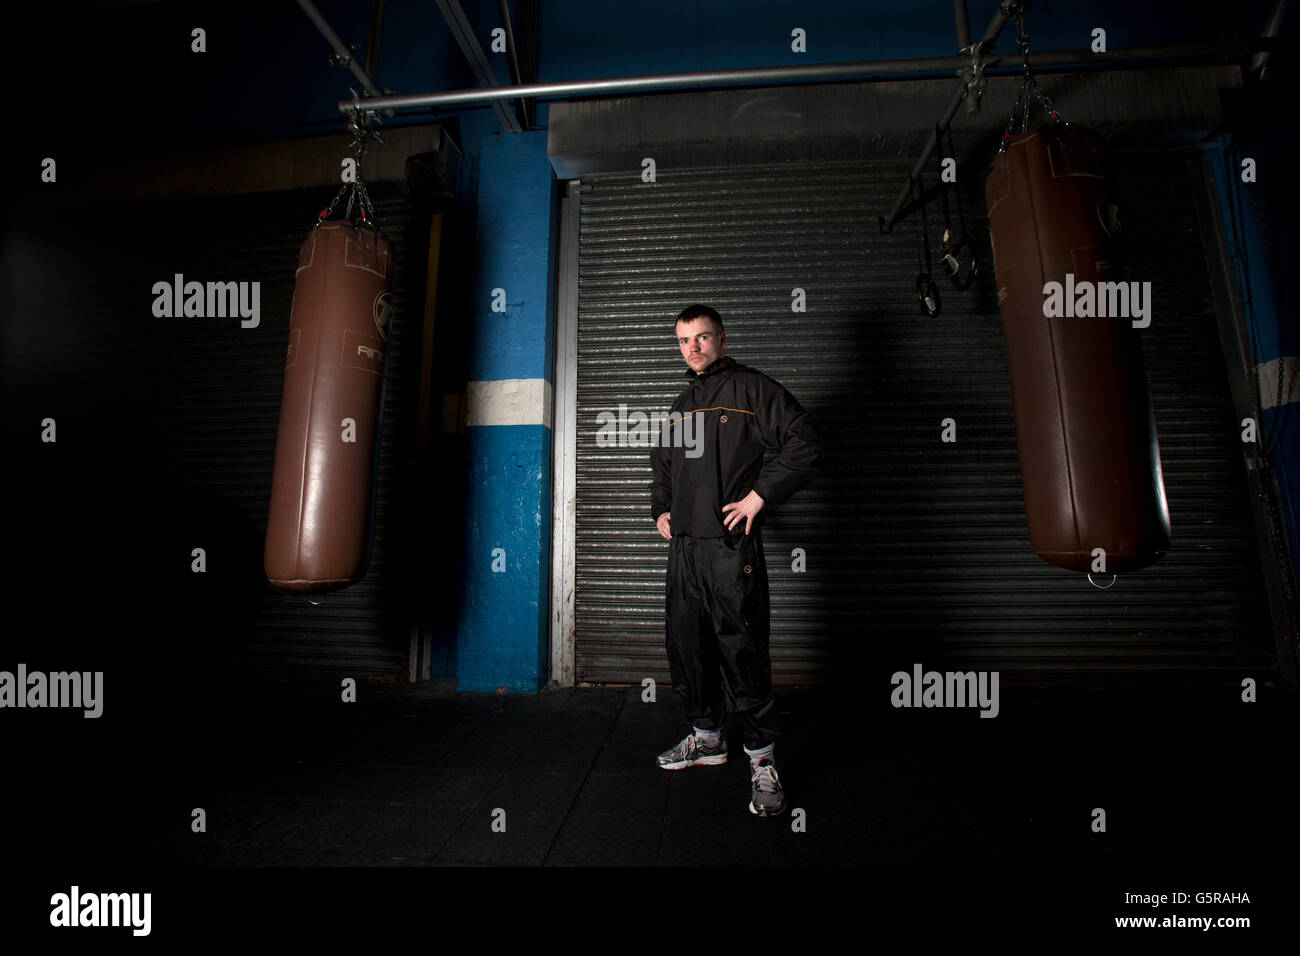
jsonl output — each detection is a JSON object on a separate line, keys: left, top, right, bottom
{"left": 665, "top": 531, "right": 779, "bottom": 748}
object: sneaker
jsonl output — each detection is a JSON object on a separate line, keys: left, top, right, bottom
{"left": 749, "top": 758, "right": 786, "bottom": 816}
{"left": 656, "top": 732, "right": 728, "bottom": 770}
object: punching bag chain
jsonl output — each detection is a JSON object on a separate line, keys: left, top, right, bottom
{"left": 318, "top": 104, "right": 383, "bottom": 231}
{"left": 999, "top": 11, "right": 1064, "bottom": 154}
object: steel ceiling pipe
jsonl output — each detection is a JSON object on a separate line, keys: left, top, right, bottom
{"left": 497, "top": 0, "right": 524, "bottom": 87}
{"left": 1251, "top": 0, "right": 1290, "bottom": 78}
{"left": 337, "top": 39, "right": 1288, "bottom": 115}
{"left": 880, "top": 0, "right": 1018, "bottom": 232}
{"left": 296, "top": 0, "right": 384, "bottom": 99}
{"left": 954, "top": 0, "right": 972, "bottom": 52}
{"left": 435, "top": 0, "right": 521, "bottom": 133}
{"left": 341, "top": 57, "right": 973, "bottom": 112}
{"left": 879, "top": 37, "right": 1294, "bottom": 231}
{"left": 496, "top": 0, "right": 529, "bottom": 127}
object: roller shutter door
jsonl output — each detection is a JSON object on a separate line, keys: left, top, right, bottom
{"left": 6, "top": 189, "right": 423, "bottom": 680}
{"left": 572, "top": 154, "right": 1276, "bottom": 685}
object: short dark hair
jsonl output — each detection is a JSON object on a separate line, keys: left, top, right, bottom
{"left": 675, "top": 304, "right": 724, "bottom": 333}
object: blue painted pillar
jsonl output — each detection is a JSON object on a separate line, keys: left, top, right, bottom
{"left": 1203, "top": 139, "right": 1299, "bottom": 597}
{"left": 457, "top": 131, "right": 557, "bottom": 693}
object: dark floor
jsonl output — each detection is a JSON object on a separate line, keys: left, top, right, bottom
{"left": 10, "top": 674, "right": 1294, "bottom": 941}
{"left": 47, "top": 677, "right": 1285, "bottom": 870}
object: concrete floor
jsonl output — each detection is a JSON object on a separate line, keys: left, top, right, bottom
{"left": 12, "top": 676, "right": 1295, "bottom": 940}
{"left": 83, "top": 679, "right": 1294, "bottom": 870}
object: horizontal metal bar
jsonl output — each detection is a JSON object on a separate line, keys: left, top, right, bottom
{"left": 337, "top": 39, "right": 1291, "bottom": 114}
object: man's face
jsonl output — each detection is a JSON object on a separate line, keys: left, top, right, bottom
{"left": 677, "top": 317, "right": 725, "bottom": 374}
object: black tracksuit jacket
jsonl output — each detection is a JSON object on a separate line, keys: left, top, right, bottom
{"left": 649, "top": 356, "right": 822, "bottom": 536}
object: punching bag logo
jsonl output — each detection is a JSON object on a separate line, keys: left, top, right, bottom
{"left": 373, "top": 291, "right": 394, "bottom": 342}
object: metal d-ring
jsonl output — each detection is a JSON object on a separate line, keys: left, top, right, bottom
{"left": 916, "top": 273, "right": 942, "bottom": 317}
{"left": 945, "top": 236, "right": 978, "bottom": 291}
{"left": 1087, "top": 572, "right": 1117, "bottom": 590}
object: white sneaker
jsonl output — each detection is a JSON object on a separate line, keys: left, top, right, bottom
{"left": 656, "top": 732, "right": 728, "bottom": 770}
{"left": 749, "top": 759, "right": 786, "bottom": 816}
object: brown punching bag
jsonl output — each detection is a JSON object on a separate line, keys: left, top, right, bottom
{"left": 265, "top": 220, "right": 394, "bottom": 591}
{"left": 985, "top": 123, "right": 1170, "bottom": 574}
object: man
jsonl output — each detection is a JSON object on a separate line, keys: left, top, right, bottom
{"left": 649, "top": 303, "right": 822, "bottom": 816}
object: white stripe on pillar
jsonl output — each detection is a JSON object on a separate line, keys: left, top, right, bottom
{"left": 466, "top": 378, "right": 554, "bottom": 428}
{"left": 1256, "top": 356, "right": 1298, "bottom": 410}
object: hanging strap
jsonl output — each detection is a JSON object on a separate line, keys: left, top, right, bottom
{"left": 936, "top": 123, "right": 955, "bottom": 246}
{"left": 910, "top": 178, "right": 923, "bottom": 274}
{"left": 917, "top": 169, "right": 933, "bottom": 272}
{"left": 913, "top": 169, "right": 942, "bottom": 317}
{"left": 941, "top": 121, "right": 978, "bottom": 291}
{"left": 945, "top": 123, "right": 969, "bottom": 244}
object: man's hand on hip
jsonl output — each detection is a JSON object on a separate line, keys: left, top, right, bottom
{"left": 722, "top": 490, "right": 765, "bottom": 534}
{"left": 656, "top": 513, "right": 672, "bottom": 540}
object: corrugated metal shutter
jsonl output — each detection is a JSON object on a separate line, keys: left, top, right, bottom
{"left": 7, "top": 189, "right": 422, "bottom": 680}
{"left": 573, "top": 154, "right": 1277, "bottom": 685}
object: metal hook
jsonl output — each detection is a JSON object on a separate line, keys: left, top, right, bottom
{"left": 962, "top": 40, "right": 989, "bottom": 116}
{"left": 345, "top": 96, "right": 384, "bottom": 156}
{"left": 916, "top": 274, "right": 942, "bottom": 317}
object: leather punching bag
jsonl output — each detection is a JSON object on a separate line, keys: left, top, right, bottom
{"left": 265, "top": 220, "right": 393, "bottom": 591}
{"left": 985, "top": 124, "right": 1170, "bottom": 574}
